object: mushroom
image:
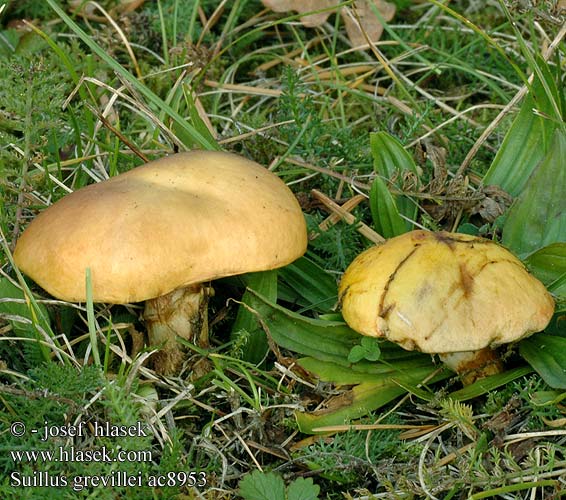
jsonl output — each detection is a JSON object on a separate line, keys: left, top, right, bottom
{"left": 338, "top": 230, "right": 555, "bottom": 385}
{"left": 13, "top": 150, "right": 308, "bottom": 374}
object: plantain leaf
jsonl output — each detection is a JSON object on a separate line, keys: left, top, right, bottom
{"left": 295, "top": 367, "right": 450, "bottom": 434}
{"left": 483, "top": 59, "right": 561, "bottom": 196}
{"left": 369, "top": 176, "right": 408, "bottom": 238}
{"left": 524, "top": 243, "right": 566, "bottom": 298}
{"left": 298, "top": 355, "right": 436, "bottom": 385}
{"left": 245, "top": 289, "right": 360, "bottom": 365}
{"left": 231, "top": 271, "right": 278, "bottom": 364}
{"left": 277, "top": 256, "right": 337, "bottom": 312}
{"left": 483, "top": 95, "right": 550, "bottom": 196}
{"left": 502, "top": 128, "right": 566, "bottom": 258}
{"left": 246, "top": 290, "right": 434, "bottom": 367}
{"left": 369, "top": 132, "right": 418, "bottom": 237}
{"left": 370, "top": 132, "right": 420, "bottom": 179}
{"left": 520, "top": 335, "right": 566, "bottom": 389}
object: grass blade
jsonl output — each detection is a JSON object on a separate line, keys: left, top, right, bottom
{"left": 449, "top": 366, "right": 533, "bottom": 401}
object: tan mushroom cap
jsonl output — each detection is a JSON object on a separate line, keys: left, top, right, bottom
{"left": 339, "top": 230, "right": 554, "bottom": 354}
{"left": 14, "top": 151, "right": 307, "bottom": 303}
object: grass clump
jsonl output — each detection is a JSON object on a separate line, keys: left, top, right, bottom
{"left": 0, "top": 362, "right": 189, "bottom": 500}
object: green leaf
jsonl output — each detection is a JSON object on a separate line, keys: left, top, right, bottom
{"left": 483, "top": 94, "right": 552, "bottom": 197}
{"left": 524, "top": 243, "right": 566, "bottom": 297}
{"left": 239, "top": 471, "right": 286, "bottom": 500}
{"left": 278, "top": 256, "right": 337, "bottom": 312}
{"left": 369, "top": 176, "right": 408, "bottom": 238}
{"left": 295, "top": 366, "right": 450, "bottom": 434}
{"left": 0, "top": 277, "right": 49, "bottom": 336}
{"left": 231, "top": 271, "right": 278, "bottom": 364}
{"left": 370, "top": 132, "right": 420, "bottom": 179}
{"left": 448, "top": 366, "right": 533, "bottom": 401}
{"left": 245, "top": 290, "right": 361, "bottom": 365}
{"left": 347, "top": 337, "right": 381, "bottom": 363}
{"left": 483, "top": 58, "right": 561, "bottom": 196}
{"left": 295, "top": 380, "right": 406, "bottom": 433}
{"left": 502, "top": 128, "right": 566, "bottom": 258}
{"left": 347, "top": 346, "right": 368, "bottom": 364}
{"left": 298, "top": 355, "right": 436, "bottom": 385}
{"left": 530, "top": 390, "right": 566, "bottom": 407}
{"left": 520, "top": 334, "right": 566, "bottom": 389}
{"left": 245, "top": 291, "right": 455, "bottom": 433}
{"left": 369, "top": 132, "right": 418, "bottom": 237}
{"left": 287, "top": 477, "right": 320, "bottom": 500}
{"left": 181, "top": 86, "right": 218, "bottom": 149}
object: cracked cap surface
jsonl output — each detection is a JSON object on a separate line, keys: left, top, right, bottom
{"left": 338, "top": 230, "right": 554, "bottom": 353}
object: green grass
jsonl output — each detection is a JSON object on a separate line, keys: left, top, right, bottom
{"left": 1, "top": 0, "right": 565, "bottom": 498}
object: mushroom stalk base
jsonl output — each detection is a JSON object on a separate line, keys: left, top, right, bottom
{"left": 144, "top": 284, "right": 210, "bottom": 375}
{"left": 439, "top": 347, "right": 503, "bottom": 386}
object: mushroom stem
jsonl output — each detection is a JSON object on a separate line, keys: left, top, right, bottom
{"left": 439, "top": 347, "right": 503, "bottom": 386}
{"left": 143, "top": 284, "right": 211, "bottom": 375}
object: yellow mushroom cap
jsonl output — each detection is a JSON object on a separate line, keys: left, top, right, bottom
{"left": 14, "top": 151, "right": 308, "bottom": 303}
{"left": 339, "top": 230, "right": 555, "bottom": 353}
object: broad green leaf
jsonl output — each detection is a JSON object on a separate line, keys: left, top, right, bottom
{"left": 246, "top": 291, "right": 455, "bottom": 432}
{"left": 247, "top": 290, "right": 431, "bottom": 366}
{"left": 524, "top": 243, "right": 566, "bottom": 297}
{"left": 296, "top": 380, "right": 407, "bottom": 433}
{"left": 287, "top": 477, "right": 320, "bottom": 500}
{"left": 295, "top": 367, "right": 449, "bottom": 434}
{"left": 231, "top": 271, "right": 278, "bottom": 364}
{"left": 483, "top": 95, "right": 548, "bottom": 196}
{"left": 347, "top": 337, "right": 381, "bottom": 363}
{"left": 502, "top": 128, "right": 566, "bottom": 258}
{"left": 370, "top": 132, "right": 420, "bottom": 179}
{"left": 369, "top": 132, "right": 418, "bottom": 237}
{"left": 530, "top": 390, "right": 566, "bottom": 407}
{"left": 0, "top": 277, "right": 49, "bottom": 336}
{"left": 520, "top": 334, "right": 566, "bottom": 389}
{"left": 298, "top": 355, "right": 435, "bottom": 385}
{"left": 369, "top": 175, "right": 408, "bottom": 238}
{"left": 278, "top": 256, "right": 337, "bottom": 312}
{"left": 245, "top": 290, "right": 360, "bottom": 365}
{"left": 544, "top": 311, "right": 566, "bottom": 333}
{"left": 239, "top": 471, "right": 286, "bottom": 500}
{"left": 483, "top": 59, "right": 561, "bottom": 196}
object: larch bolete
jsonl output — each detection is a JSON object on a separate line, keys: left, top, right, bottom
{"left": 338, "top": 230, "right": 555, "bottom": 385}
{"left": 14, "top": 150, "right": 308, "bottom": 374}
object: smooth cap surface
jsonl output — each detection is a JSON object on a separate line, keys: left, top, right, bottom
{"left": 14, "top": 151, "right": 308, "bottom": 303}
{"left": 339, "top": 230, "right": 554, "bottom": 353}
